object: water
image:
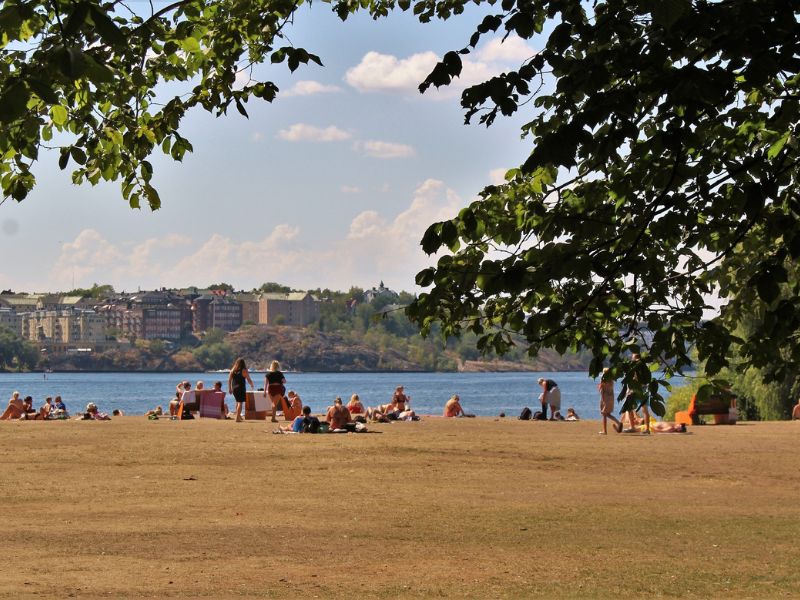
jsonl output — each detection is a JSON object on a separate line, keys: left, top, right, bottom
{"left": 0, "top": 371, "right": 684, "bottom": 418}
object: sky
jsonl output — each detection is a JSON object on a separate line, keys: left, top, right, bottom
{"left": 0, "top": 4, "right": 538, "bottom": 295}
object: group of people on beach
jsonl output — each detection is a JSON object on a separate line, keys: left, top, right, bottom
{"left": 0, "top": 391, "right": 68, "bottom": 420}
{"left": 0, "top": 391, "right": 123, "bottom": 421}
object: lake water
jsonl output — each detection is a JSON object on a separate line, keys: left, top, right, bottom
{"left": 0, "top": 371, "right": 684, "bottom": 418}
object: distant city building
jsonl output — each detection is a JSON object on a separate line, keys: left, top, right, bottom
{"left": 97, "top": 291, "right": 191, "bottom": 340}
{"left": 0, "top": 293, "right": 94, "bottom": 312}
{"left": 19, "top": 309, "right": 107, "bottom": 351}
{"left": 0, "top": 308, "right": 21, "bottom": 335}
{"left": 363, "top": 281, "right": 399, "bottom": 304}
{"left": 191, "top": 294, "right": 243, "bottom": 332}
{"left": 259, "top": 292, "right": 320, "bottom": 326}
{"left": 234, "top": 293, "right": 261, "bottom": 324}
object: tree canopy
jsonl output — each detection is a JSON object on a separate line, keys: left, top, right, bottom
{"left": 1, "top": 0, "right": 798, "bottom": 413}
{"left": 405, "top": 0, "right": 800, "bottom": 414}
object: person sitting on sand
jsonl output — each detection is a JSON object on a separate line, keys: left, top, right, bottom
{"left": 443, "top": 395, "right": 475, "bottom": 418}
{"left": 81, "top": 403, "right": 111, "bottom": 420}
{"left": 326, "top": 397, "right": 352, "bottom": 431}
{"left": 565, "top": 408, "right": 580, "bottom": 421}
{"left": 347, "top": 393, "right": 365, "bottom": 416}
{"left": 276, "top": 405, "right": 311, "bottom": 434}
{"left": 37, "top": 397, "right": 53, "bottom": 419}
{"left": 112, "top": 409, "right": 124, "bottom": 416}
{"left": 390, "top": 386, "right": 410, "bottom": 412}
{"left": 0, "top": 391, "right": 25, "bottom": 420}
{"left": 792, "top": 398, "right": 800, "bottom": 420}
{"left": 145, "top": 406, "right": 163, "bottom": 418}
{"left": 51, "top": 396, "right": 68, "bottom": 419}
{"left": 169, "top": 390, "right": 182, "bottom": 417}
{"left": 299, "top": 406, "right": 321, "bottom": 433}
{"left": 20, "top": 396, "right": 42, "bottom": 420}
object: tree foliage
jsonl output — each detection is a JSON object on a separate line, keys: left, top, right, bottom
{"left": 399, "top": 0, "right": 800, "bottom": 412}
{"left": 66, "top": 283, "right": 115, "bottom": 298}
{"left": 2, "top": 0, "right": 798, "bottom": 408}
{"left": 0, "top": 326, "right": 39, "bottom": 370}
{"left": 0, "top": 0, "right": 319, "bottom": 207}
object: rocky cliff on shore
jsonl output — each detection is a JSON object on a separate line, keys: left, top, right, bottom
{"left": 43, "top": 325, "right": 591, "bottom": 372}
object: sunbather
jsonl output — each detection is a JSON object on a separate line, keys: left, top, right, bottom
{"left": 326, "top": 397, "right": 352, "bottom": 431}
{"left": 51, "top": 396, "right": 68, "bottom": 419}
{"left": 443, "top": 395, "right": 474, "bottom": 418}
{"left": 1, "top": 391, "right": 25, "bottom": 420}
{"left": 792, "top": 398, "right": 800, "bottom": 420}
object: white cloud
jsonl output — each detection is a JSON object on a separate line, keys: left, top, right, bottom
{"left": 345, "top": 51, "right": 439, "bottom": 94}
{"left": 355, "top": 140, "right": 416, "bottom": 159}
{"left": 345, "top": 36, "right": 536, "bottom": 99}
{"left": 283, "top": 80, "right": 342, "bottom": 97}
{"left": 252, "top": 131, "right": 264, "bottom": 142}
{"left": 475, "top": 36, "right": 536, "bottom": 63}
{"left": 45, "top": 182, "right": 467, "bottom": 294}
{"left": 276, "top": 123, "right": 352, "bottom": 142}
{"left": 341, "top": 185, "right": 361, "bottom": 194}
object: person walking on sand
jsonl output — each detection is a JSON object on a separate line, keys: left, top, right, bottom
{"left": 228, "top": 357, "right": 254, "bottom": 423}
{"left": 265, "top": 360, "right": 287, "bottom": 423}
{"left": 537, "top": 378, "right": 561, "bottom": 420}
{"left": 598, "top": 368, "right": 622, "bottom": 434}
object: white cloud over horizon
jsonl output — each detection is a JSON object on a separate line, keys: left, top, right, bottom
{"left": 45, "top": 180, "right": 465, "bottom": 293}
{"left": 355, "top": 140, "right": 416, "bottom": 159}
{"left": 276, "top": 123, "right": 352, "bottom": 142}
{"left": 344, "top": 35, "right": 536, "bottom": 98}
{"left": 282, "top": 80, "right": 343, "bottom": 97}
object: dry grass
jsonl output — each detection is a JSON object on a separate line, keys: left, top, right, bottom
{"left": 1, "top": 417, "right": 799, "bottom": 599}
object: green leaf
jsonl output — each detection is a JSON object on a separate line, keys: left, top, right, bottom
{"left": 651, "top": 0, "right": 691, "bottom": 29}
{"left": 90, "top": 6, "right": 127, "bottom": 49}
{"left": 0, "top": 82, "right": 30, "bottom": 123}
{"left": 51, "top": 105, "right": 68, "bottom": 126}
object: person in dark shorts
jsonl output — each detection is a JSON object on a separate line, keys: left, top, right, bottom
{"left": 537, "top": 378, "right": 561, "bottom": 420}
{"left": 265, "top": 360, "right": 287, "bottom": 423}
{"left": 228, "top": 357, "right": 254, "bottom": 423}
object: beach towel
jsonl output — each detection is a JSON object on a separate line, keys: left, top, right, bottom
{"left": 245, "top": 391, "right": 269, "bottom": 420}
{"left": 199, "top": 390, "right": 225, "bottom": 419}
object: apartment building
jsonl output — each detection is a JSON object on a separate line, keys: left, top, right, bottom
{"left": 258, "top": 292, "right": 319, "bottom": 326}
{"left": 19, "top": 309, "right": 107, "bottom": 351}
{"left": 191, "top": 294, "right": 243, "bottom": 332}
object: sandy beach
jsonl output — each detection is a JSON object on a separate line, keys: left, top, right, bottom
{"left": 1, "top": 417, "right": 798, "bottom": 599}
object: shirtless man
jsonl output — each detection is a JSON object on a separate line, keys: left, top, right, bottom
{"left": 0, "top": 391, "right": 25, "bottom": 420}
{"left": 326, "top": 397, "right": 352, "bottom": 431}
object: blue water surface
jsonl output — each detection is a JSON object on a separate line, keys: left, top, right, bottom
{"left": 0, "top": 371, "right": 684, "bottom": 418}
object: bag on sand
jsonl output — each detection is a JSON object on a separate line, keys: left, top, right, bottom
{"left": 519, "top": 407, "right": 532, "bottom": 420}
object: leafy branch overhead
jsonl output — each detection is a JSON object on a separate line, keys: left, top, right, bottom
{"left": 1, "top": 0, "right": 799, "bottom": 412}
{"left": 0, "top": 0, "right": 321, "bottom": 209}
{"left": 397, "top": 0, "right": 800, "bottom": 413}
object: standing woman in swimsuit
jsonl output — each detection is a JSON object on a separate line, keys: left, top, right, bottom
{"left": 265, "top": 360, "right": 287, "bottom": 423}
{"left": 228, "top": 357, "right": 254, "bottom": 423}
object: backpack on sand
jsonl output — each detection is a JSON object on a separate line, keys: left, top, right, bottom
{"left": 519, "top": 407, "right": 532, "bottom": 420}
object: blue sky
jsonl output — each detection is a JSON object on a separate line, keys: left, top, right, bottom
{"left": 0, "top": 4, "right": 536, "bottom": 294}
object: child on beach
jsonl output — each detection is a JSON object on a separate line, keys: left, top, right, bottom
{"left": 598, "top": 368, "right": 622, "bottom": 434}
